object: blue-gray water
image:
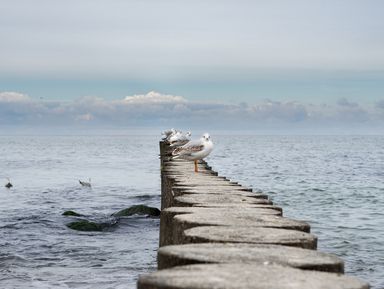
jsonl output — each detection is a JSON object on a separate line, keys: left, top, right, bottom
{"left": 0, "top": 135, "right": 161, "bottom": 289}
{"left": 210, "top": 135, "right": 384, "bottom": 289}
{"left": 1, "top": 135, "right": 383, "bottom": 288}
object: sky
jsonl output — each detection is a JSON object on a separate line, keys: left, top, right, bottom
{"left": 1, "top": 0, "right": 384, "bottom": 133}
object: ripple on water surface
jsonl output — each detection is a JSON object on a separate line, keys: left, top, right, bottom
{"left": 209, "top": 135, "right": 384, "bottom": 289}
{"left": 0, "top": 135, "right": 161, "bottom": 289}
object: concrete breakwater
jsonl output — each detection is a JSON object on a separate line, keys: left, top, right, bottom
{"left": 137, "top": 141, "right": 369, "bottom": 289}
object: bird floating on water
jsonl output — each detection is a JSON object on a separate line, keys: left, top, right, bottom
{"left": 172, "top": 133, "right": 214, "bottom": 172}
{"left": 5, "top": 178, "right": 13, "bottom": 189}
{"left": 79, "top": 178, "right": 91, "bottom": 187}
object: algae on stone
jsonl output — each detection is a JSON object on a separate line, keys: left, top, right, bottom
{"left": 62, "top": 210, "right": 84, "bottom": 217}
{"left": 66, "top": 220, "right": 105, "bottom": 231}
{"left": 113, "top": 205, "right": 160, "bottom": 217}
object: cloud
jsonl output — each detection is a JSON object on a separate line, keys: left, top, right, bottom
{"left": 0, "top": 90, "right": 384, "bottom": 133}
{"left": 123, "top": 91, "right": 186, "bottom": 104}
{"left": 0, "top": 91, "right": 30, "bottom": 102}
{"left": 247, "top": 100, "right": 308, "bottom": 122}
{"left": 337, "top": 97, "right": 359, "bottom": 108}
{"left": 375, "top": 100, "right": 384, "bottom": 109}
{"left": 76, "top": 113, "right": 93, "bottom": 121}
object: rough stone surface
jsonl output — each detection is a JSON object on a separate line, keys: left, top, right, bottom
{"left": 174, "top": 213, "right": 310, "bottom": 233}
{"left": 158, "top": 243, "right": 344, "bottom": 273}
{"left": 173, "top": 186, "right": 264, "bottom": 196}
{"left": 138, "top": 263, "right": 369, "bottom": 289}
{"left": 174, "top": 193, "right": 272, "bottom": 206}
{"left": 160, "top": 206, "right": 282, "bottom": 246}
{"left": 162, "top": 206, "right": 282, "bottom": 217}
{"left": 192, "top": 204, "right": 282, "bottom": 211}
{"left": 183, "top": 226, "right": 317, "bottom": 249}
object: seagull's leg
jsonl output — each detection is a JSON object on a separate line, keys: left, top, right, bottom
{"left": 194, "top": 160, "right": 198, "bottom": 172}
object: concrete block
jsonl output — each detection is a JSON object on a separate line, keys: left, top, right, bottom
{"left": 159, "top": 207, "right": 282, "bottom": 247}
{"left": 174, "top": 193, "right": 272, "bottom": 207}
{"left": 157, "top": 243, "right": 344, "bottom": 272}
{"left": 138, "top": 263, "right": 369, "bottom": 289}
{"left": 183, "top": 226, "right": 317, "bottom": 249}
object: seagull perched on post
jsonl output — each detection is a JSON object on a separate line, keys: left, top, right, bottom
{"left": 169, "top": 131, "right": 191, "bottom": 147}
{"left": 172, "top": 133, "right": 214, "bottom": 172}
{"left": 161, "top": 128, "right": 176, "bottom": 140}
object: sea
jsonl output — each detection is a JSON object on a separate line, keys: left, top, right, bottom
{"left": 0, "top": 134, "right": 383, "bottom": 289}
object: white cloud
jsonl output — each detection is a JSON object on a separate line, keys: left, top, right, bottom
{"left": 123, "top": 91, "right": 186, "bottom": 104}
{"left": 0, "top": 92, "right": 30, "bottom": 102}
{"left": 1, "top": 90, "right": 384, "bottom": 133}
{"left": 337, "top": 97, "right": 359, "bottom": 108}
{"left": 76, "top": 113, "right": 93, "bottom": 121}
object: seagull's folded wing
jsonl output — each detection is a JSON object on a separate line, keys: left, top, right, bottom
{"left": 172, "top": 144, "right": 204, "bottom": 156}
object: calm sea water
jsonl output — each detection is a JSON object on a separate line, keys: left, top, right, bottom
{"left": 209, "top": 135, "right": 384, "bottom": 289}
{"left": 0, "top": 135, "right": 383, "bottom": 288}
{"left": 0, "top": 135, "right": 161, "bottom": 289}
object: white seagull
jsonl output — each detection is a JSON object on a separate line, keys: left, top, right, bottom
{"left": 169, "top": 131, "right": 191, "bottom": 147}
{"left": 79, "top": 178, "right": 91, "bottom": 187}
{"left": 172, "top": 133, "right": 214, "bottom": 172}
{"left": 161, "top": 128, "right": 176, "bottom": 140}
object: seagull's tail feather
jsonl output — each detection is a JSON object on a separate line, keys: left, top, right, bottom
{"left": 171, "top": 154, "right": 181, "bottom": 160}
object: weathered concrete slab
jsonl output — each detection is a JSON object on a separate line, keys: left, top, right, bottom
{"left": 170, "top": 176, "right": 240, "bottom": 183}
{"left": 160, "top": 207, "right": 282, "bottom": 246}
{"left": 161, "top": 206, "right": 281, "bottom": 216}
{"left": 183, "top": 226, "right": 317, "bottom": 249}
{"left": 164, "top": 186, "right": 265, "bottom": 209}
{"left": 164, "top": 170, "right": 219, "bottom": 176}
{"left": 172, "top": 185, "right": 255, "bottom": 194}
{"left": 173, "top": 180, "right": 241, "bottom": 187}
{"left": 192, "top": 203, "right": 280, "bottom": 209}
{"left": 138, "top": 263, "right": 369, "bottom": 289}
{"left": 157, "top": 243, "right": 344, "bottom": 273}
{"left": 174, "top": 193, "right": 272, "bottom": 207}
{"left": 174, "top": 213, "right": 310, "bottom": 234}
{"left": 162, "top": 177, "right": 258, "bottom": 209}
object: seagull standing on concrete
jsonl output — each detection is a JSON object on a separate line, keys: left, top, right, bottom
{"left": 161, "top": 128, "right": 176, "bottom": 140}
{"left": 169, "top": 131, "right": 191, "bottom": 147}
{"left": 172, "top": 133, "right": 214, "bottom": 172}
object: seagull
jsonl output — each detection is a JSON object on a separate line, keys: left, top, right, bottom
{"left": 172, "top": 133, "right": 214, "bottom": 172}
{"left": 79, "top": 178, "right": 91, "bottom": 187}
{"left": 161, "top": 128, "right": 176, "bottom": 140}
{"left": 5, "top": 178, "right": 12, "bottom": 189}
{"left": 169, "top": 131, "right": 191, "bottom": 147}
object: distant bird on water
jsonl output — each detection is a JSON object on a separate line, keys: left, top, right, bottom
{"left": 5, "top": 178, "right": 13, "bottom": 189}
{"left": 172, "top": 133, "right": 214, "bottom": 172}
{"left": 79, "top": 178, "right": 91, "bottom": 187}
